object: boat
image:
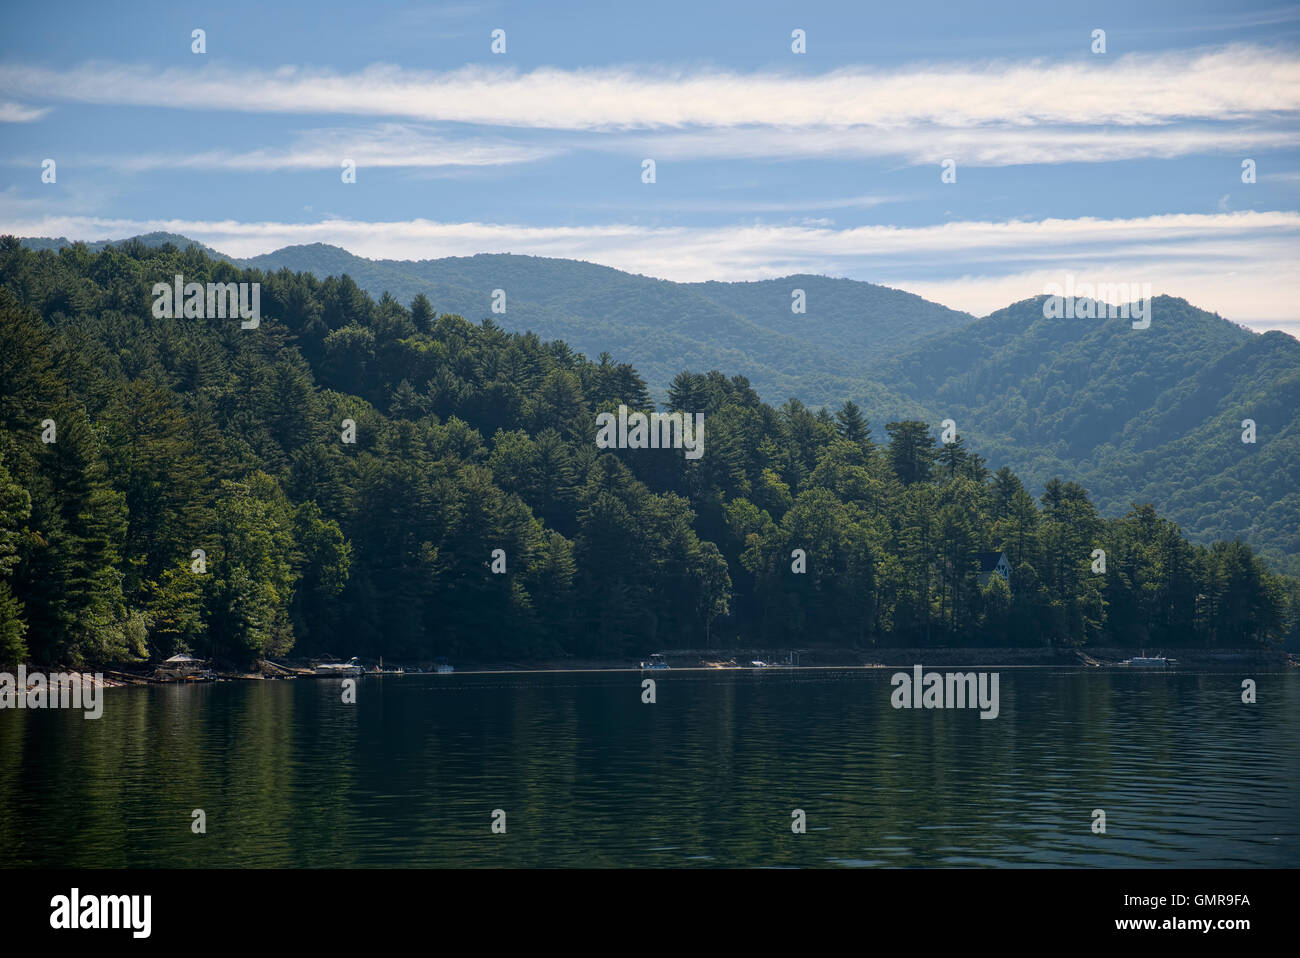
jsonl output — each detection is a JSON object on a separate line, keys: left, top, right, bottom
{"left": 750, "top": 659, "right": 770, "bottom": 669}
{"left": 156, "top": 654, "right": 215, "bottom": 682}
{"left": 315, "top": 656, "right": 363, "bottom": 677}
{"left": 1122, "top": 650, "right": 1171, "bottom": 668}
{"left": 640, "top": 653, "right": 670, "bottom": 670}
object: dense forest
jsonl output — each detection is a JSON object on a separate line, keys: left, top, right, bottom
{"left": 24, "top": 234, "right": 964, "bottom": 412}
{"left": 26, "top": 235, "right": 1299, "bottom": 578}
{"left": 0, "top": 237, "right": 1295, "bottom": 668}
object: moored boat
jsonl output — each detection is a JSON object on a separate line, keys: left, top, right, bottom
{"left": 1122, "top": 650, "right": 1171, "bottom": 668}
{"left": 156, "top": 654, "right": 215, "bottom": 682}
{"left": 315, "top": 656, "right": 363, "bottom": 677}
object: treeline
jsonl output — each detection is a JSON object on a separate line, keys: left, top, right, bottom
{"left": 0, "top": 237, "right": 1294, "bottom": 667}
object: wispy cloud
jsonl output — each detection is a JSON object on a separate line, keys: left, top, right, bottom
{"left": 2, "top": 45, "right": 1295, "bottom": 130}
{"left": 83, "top": 124, "right": 557, "bottom": 172}
{"left": 568, "top": 194, "right": 910, "bottom": 213}
{"left": 628, "top": 124, "right": 1300, "bottom": 166}
{"left": 0, "top": 100, "right": 48, "bottom": 122}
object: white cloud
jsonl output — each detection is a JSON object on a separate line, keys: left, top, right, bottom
{"left": 95, "top": 124, "right": 556, "bottom": 172}
{"left": 60, "top": 120, "right": 1289, "bottom": 173}
{"left": 0, "top": 101, "right": 48, "bottom": 122}
{"left": 1, "top": 44, "right": 1295, "bottom": 131}
{"left": 568, "top": 194, "right": 908, "bottom": 213}
{"left": 628, "top": 124, "right": 1300, "bottom": 166}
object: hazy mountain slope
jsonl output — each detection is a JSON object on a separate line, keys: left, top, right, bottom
{"left": 871, "top": 296, "right": 1300, "bottom": 573}
{"left": 236, "top": 246, "right": 955, "bottom": 410}
{"left": 21, "top": 231, "right": 227, "bottom": 259}
{"left": 687, "top": 275, "right": 973, "bottom": 358}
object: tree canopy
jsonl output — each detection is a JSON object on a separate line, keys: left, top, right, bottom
{"left": 0, "top": 237, "right": 1294, "bottom": 666}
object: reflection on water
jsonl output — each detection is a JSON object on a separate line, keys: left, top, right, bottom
{"left": 1, "top": 669, "right": 1297, "bottom": 867}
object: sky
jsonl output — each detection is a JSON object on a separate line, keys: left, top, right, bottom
{"left": 1, "top": 0, "right": 1298, "bottom": 334}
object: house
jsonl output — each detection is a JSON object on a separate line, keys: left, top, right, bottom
{"left": 977, "top": 551, "right": 1011, "bottom": 588}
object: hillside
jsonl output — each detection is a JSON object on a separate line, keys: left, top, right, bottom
{"left": 869, "top": 296, "right": 1300, "bottom": 575}
{"left": 3, "top": 237, "right": 1292, "bottom": 669}
{"left": 23, "top": 235, "right": 965, "bottom": 410}
{"left": 17, "top": 234, "right": 1299, "bottom": 574}
{"left": 235, "top": 245, "right": 968, "bottom": 411}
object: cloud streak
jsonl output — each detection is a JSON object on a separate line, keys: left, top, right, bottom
{"left": 630, "top": 124, "right": 1300, "bottom": 166}
{"left": 89, "top": 124, "right": 557, "bottom": 172}
{"left": 2, "top": 45, "right": 1296, "bottom": 131}
{"left": 0, "top": 100, "right": 47, "bottom": 122}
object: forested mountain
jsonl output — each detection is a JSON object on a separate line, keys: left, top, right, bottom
{"left": 21, "top": 231, "right": 227, "bottom": 259}
{"left": 17, "top": 234, "right": 1300, "bottom": 577}
{"left": 1, "top": 237, "right": 1294, "bottom": 669}
{"left": 22, "top": 235, "right": 965, "bottom": 410}
{"left": 870, "top": 296, "right": 1300, "bottom": 576}
{"left": 236, "top": 245, "right": 965, "bottom": 412}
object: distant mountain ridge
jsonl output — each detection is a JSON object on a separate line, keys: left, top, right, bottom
{"left": 18, "top": 232, "right": 1300, "bottom": 574}
{"left": 22, "top": 231, "right": 227, "bottom": 259}
{"left": 19, "top": 233, "right": 970, "bottom": 411}
{"left": 869, "top": 295, "right": 1300, "bottom": 575}
{"left": 236, "top": 243, "right": 970, "bottom": 412}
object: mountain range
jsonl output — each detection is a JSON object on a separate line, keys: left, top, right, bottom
{"left": 20, "top": 232, "right": 1300, "bottom": 576}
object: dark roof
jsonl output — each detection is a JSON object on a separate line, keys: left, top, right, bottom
{"left": 977, "top": 551, "right": 1007, "bottom": 572}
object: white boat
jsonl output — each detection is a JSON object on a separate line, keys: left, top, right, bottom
{"left": 1122, "top": 651, "right": 1170, "bottom": 668}
{"left": 316, "top": 656, "right": 363, "bottom": 677}
{"left": 640, "top": 653, "right": 670, "bottom": 670}
{"left": 751, "top": 660, "right": 770, "bottom": 669}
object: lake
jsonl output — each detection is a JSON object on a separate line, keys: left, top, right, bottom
{"left": 1, "top": 668, "right": 1296, "bottom": 867}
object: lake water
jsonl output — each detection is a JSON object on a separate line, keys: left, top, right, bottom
{"left": 2, "top": 668, "right": 1297, "bottom": 867}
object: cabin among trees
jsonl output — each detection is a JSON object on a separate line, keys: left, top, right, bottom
{"left": 978, "top": 551, "right": 1011, "bottom": 588}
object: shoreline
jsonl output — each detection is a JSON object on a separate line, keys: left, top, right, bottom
{"left": 5, "top": 646, "right": 1294, "bottom": 684}
{"left": 456, "top": 646, "right": 1297, "bottom": 674}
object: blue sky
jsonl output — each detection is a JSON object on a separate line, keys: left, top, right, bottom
{"left": 1, "top": 0, "right": 1298, "bottom": 332}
